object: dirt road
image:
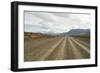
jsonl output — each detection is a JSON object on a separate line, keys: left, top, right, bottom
{"left": 24, "top": 36, "right": 90, "bottom": 61}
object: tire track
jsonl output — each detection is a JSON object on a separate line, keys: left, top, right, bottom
{"left": 71, "top": 37, "right": 90, "bottom": 48}
{"left": 24, "top": 37, "right": 62, "bottom": 50}
{"left": 63, "top": 36, "right": 75, "bottom": 59}
{"left": 38, "top": 37, "right": 65, "bottom": 60}
{"left": 70, "top": 37, "right": 90, "bottom": 54}
{"left": 72, "top": 36, "right": 90, "bottom": 43}
{"left": 24, "top": 37, "right": 64, "bottom": 61}
{"left": 45, "top": 37, "right": 66, "bottom": 60}
{"left": 24, "top": 35, "right": 90, "bottom": 61}
{"left": 68, "top": 37, "right": 83, "bottom": 59}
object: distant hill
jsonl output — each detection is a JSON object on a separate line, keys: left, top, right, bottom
{"left": 60, "top": 29, "right": 90, "bottom": 35}
{"left": 24, "top": 29, "right": 90, "bottom": 39}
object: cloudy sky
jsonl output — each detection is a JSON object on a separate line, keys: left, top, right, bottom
{"left": 24, "top": 11, "right": 90, "bottom": 34}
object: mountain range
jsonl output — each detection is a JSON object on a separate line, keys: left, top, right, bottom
{"left": 61, "top": 29, "right": 90, "bottom": 35}
{"left": 25, "top": 29, "right": 90, "bottom": 36}
{"left": 45, "top": 29, "right": 90, "bottom": 36}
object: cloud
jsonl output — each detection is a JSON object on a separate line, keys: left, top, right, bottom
{"left": 24, "top": 11, "right": 90, "bottom": 34}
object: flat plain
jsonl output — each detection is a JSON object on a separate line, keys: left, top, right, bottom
{"left": 24, "top": 32, "right": 90, "bottom": 61}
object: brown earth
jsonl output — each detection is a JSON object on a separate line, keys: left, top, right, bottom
{"left": 24, "top": 32, "right": 90, "bottom": 62}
